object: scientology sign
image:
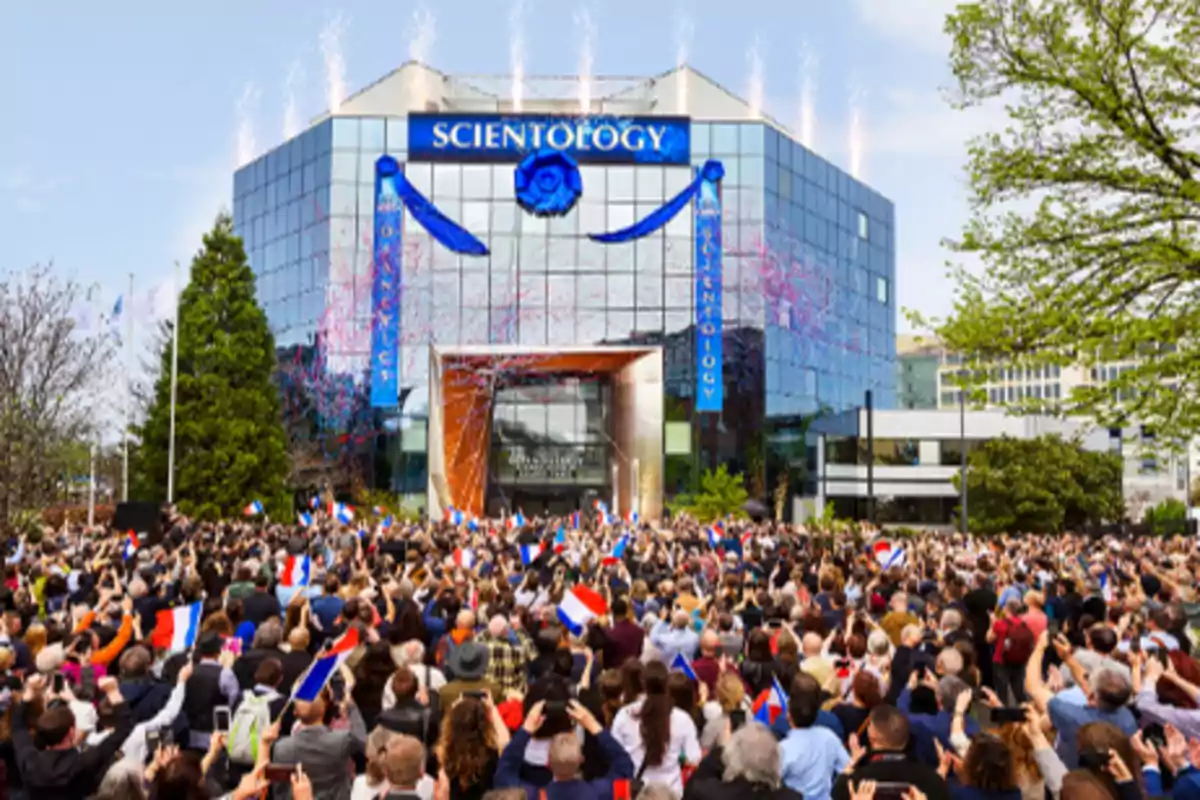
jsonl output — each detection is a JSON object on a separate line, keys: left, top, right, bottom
{"left": 407, "top": 112, "right": 691, "bottom": 165}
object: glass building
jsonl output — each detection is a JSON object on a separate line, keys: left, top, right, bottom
{"left": 232, "top": 63, "right": 896, "bottom": 517}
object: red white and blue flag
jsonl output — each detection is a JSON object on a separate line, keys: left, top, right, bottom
{"left": 446, "top": 507, "right": 465, "bottom": 525}
{"left": 122, "top": 530, "right": 139, "bottom": 561}
{"left": 150, "top": 601, "right": 203, "bottom": 653}
{"left": 553, "top": 526, "right": 567, "bottom": 553}
{"left": 506, "top": 511, "right": 526, "bottom": 530}
{"left": 297, "top": 512, "right": 314, "bottom": 527}
{"left": 872, "top": 540, "right": 907, "bottom": 569}
{"left": 243, "top": 500, "right": 264, "bottom": 516}
{"left": 752, "top": 674, "right": 789, "bottom": 725}
{"left": 624, "top": 510, "right": 639, "bottom": 525}
{"left": 603, "top": 535, "right": 629, "bottom": 566}
{"left": 293, "top": 628, "right": 360, "bottom": 702}
{"left": 453, "top": 547, "right": 475, "bottom": 570}
{"left": 330, "top": 502, "right": 355, "bottom": 525}
{"left": 571, "top": 511, "right": 581, "bottom": 529}
{"left": 519, "top": 542, "right": 545, "bottom": 566}
{"left": 281, "top": 555, "right": 311, "bottom": 588}
{"left": 557, "top": 585, "right": 608, "bottom": 636}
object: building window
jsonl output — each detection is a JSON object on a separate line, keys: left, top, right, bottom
{"left": 857, "top": 211, "right": 869, "bottom": 240}
{"left": 875, "top": 276, "right": 889, "bottom": 304}
{"left": 940, "top": 391, "right": 955, "bottom": 407}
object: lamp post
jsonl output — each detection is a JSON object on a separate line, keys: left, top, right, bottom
{"left": 960, "top": 388, "right": 968, "bottom": 536}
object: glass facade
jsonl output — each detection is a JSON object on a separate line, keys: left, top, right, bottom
{"left": 233, "top": 112, "right": 896, "bottom": 511}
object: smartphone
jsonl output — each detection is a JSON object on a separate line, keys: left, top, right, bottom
{"left": 145, "top": 729, "right": 162, "bottom": 753}
{"left": 545, "top": 699, "right": 567, "bottom": 715}
{"left": 874, "top": 783, "right": 912, "bottom": 800}
{"left": 729, "top": 710, "right": 747, "bottom": 731}
{"left": 1129, "top": 636, "right": 1141, "bottom": 655}
{"left": 264, "top": 763, "right": 294, "bottom": 784}
{"left": 1144, "top": 723, "right": 1167, "bottom": 750}
{"left": 991, "top": 707, "right": 1027, "bottom": 724}
{"left": 213, "top": 706, "right": 232, "bottom": 733}
{"left": 1079, "top": 749, "right": 1109, "bottom": 770}
{"left": 52, "top": 673, "right": 65, "bottom": 693}
{"left": 462, "top": 690, "right": 487, "bottom": 701}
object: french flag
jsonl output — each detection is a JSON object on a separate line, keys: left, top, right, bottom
{"left": 382, "top": 514, "right": 394, "bottom": 529}
{"left": 309, "top": 496, "right": 321, "bottom": 510}
{"left": 281, "top": 555, "right": 311, "bottom": 587}
{"left": 593, "top": 500, "right": 607, "bottom": 512}
{"left": 670, "top": 652, "right": 698, "bottom": 681}
{"left": 603, "top": 535, "right": 629, "bottom": 566}
{"left": 598, "top": 509, "right": 615, "bottom": 526}
{"left": 873, "top": 540, "right": 906, "bottom": 569}
{"left": 705, "top": 526, "right": 722, "bottom": 549}
{"left": 150, "top": 601, "right": 203, "bottom": 653}
{"left": 752, "top": 674, "right": 789, "bottom": 725}
{"left": 297, "top": 512, "right": 314, "bottom": 527}
{"left": 467, "top": 516, "right": 479, "bottom": 532}
{"left": 446, "top": 507, "right": 465, "bottom": 525}
{"left": 243, "top": 500, "right": 264, "bottom": 516}
{"left": 553, "top": 525, "right": 567, "bottom": 553}
{"left": 454, "top": 547, "right": 475, "bottom": 570}
{"left": 520, "top": 542, "right": 544, "bottom": 566}
{"left": 1100, "top": 572, "right": 1114, "bottom": 604}
{"left": 624, "top": 510, "right": 639, "bottom": 525}
{"left": 506, "top": 512, "right": 526, "bottom": 530}
{"left": 331, "top": 502, "right": 355, "bottom": 525}
{"left": 571, "top": 511, "right": 581, "bottom": 529}
{"left": 293, "top": 628, "right": 360, "bottom": 702}
{"left": 122, "top": 530, "right": 139, "bottom": 561}
{"left": 557, "top": 585, "right": 608, "bottom": 635}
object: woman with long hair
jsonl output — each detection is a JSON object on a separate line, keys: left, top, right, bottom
{"left": 667, "top": 671, "right": 703, "bottom": 731}
{"left": 620, "top": 659, "right": 645, "bottom": 707}
{"left": 610, "top": 660, "right": 701, "bottom": 795}
{"left": 435, "top": 695, "right": 510, "bottom": 800}
{"left": 353, "top": 642, "right": 400, "bottom": 731}
{"left": 740, "top": 628, "right": 778, "bottom": 697}
{"left": 938, "top": 732, "right": 1023, "bottom": 800}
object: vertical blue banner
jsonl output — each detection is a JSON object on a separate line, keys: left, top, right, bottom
{"left": 694, "top": 172, "right": 723, "bottom": 412}
{"left": 370, "top": 156, "right": 403, "bottom": 408}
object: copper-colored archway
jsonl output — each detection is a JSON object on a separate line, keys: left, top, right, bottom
{"left": 428, "top": 346, "right": 665, "bottom": 520}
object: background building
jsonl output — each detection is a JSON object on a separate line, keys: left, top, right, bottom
{"left": 232, "top": 62, "right": 896, "bottom": 514}
{"left": 896, "top": 334, "right": 939, "bottom": 409}
{"left": 895, "top": 334, "right": 1197, "bottom": 520}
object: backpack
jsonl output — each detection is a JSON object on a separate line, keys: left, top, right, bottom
{"left": 226, "top": 693, "right": 272, "bottom": 764}
{"left": 437, "top": 635, "right": 462, "bottom": 676}
{"left": 1003, "top": 619, "right": 1035, "bottom": 665}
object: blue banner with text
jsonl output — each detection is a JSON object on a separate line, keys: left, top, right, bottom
{"left": 370, "top": 156, "right": 403, "bottom": 408}
{"left": 694, "top": 172, "right": 723, "bottom": 413}
{"left": 408, "top": 113, "right": 691, "bottom": 165}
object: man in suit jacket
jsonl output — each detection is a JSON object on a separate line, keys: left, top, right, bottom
{"left": 270, "top": 665, "right": 367, "bottom": 800}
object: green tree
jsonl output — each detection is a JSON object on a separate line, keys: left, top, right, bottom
{"left": 1144, "top": 498, "right": 1187, "bottom": 536}
{"left": 670, "top": 465, "right": 750, "bottom": 523}
{"left": 133, "top": 213, "right": 289, "bottom": 519}
{"left": 953, "top": 434, "right": 1123, "bottom": 534}
{"left": 914, "top": 1, "right": 1200, "bottom": 440}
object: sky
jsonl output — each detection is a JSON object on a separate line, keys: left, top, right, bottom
{"left": 0, "top": 0, "right": 1004, "bottom": 333}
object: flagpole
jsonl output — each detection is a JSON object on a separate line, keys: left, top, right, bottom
{"left": 122, "top": 272, "right": 133, "bottom": 502}
{"left": 167, "top": 261, "right": 181, "bottom": 504}
{"left": 87, "top": 441, "right": 97, "bottom": 527}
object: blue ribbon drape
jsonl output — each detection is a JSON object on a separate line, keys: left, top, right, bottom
{"left": 392, "top": 168, "right": 489, "bottom": 256}
{"left": 588, "top": 159, "right": 725, "bottom": 243}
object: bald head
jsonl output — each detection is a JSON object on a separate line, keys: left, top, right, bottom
{"left": 671, "top": 610, "right": 690, "bottom": 629}
{"left": 700, "top": 629, "right": 720, "bottom": 657}
{"left": 801, "top": 633, "right": 823, "bottom": 658}
{"left": 456, "top": 609, "right": 476, "bottom": 631}
{"left": 488, "top": 615, "right": 508, "bottom": 639}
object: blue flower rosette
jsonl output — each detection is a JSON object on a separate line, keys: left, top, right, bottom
{"left": 514, "top": 149, "right": 583, "bottom": 217}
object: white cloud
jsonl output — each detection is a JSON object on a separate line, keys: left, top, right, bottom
{"left": 852, "top": 0, "right": 960, "bottom": 55}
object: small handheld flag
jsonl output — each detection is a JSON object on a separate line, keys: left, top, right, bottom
{"left": 520, "top": 542, "right": 545, "bottom": 566}
{"left": 506, "top": 512, "right": 526, "bottom": 530}
{"left": 243, "top": 500, "right": 264, "bottom": 516}
{"left": 122, "top": 530, "right": 140, "bottom": 561}
{"left": 330, "top": 503, "right": 355, "bottom": 525}
{"left": 297, "top": 512, "right": 314, "bottom": 527}
{"left": 553, "top": 525, "right": 567, "bottom": 554}
{"left": 872, "top": 540, "right": 907, "bottom": 570}
{"left": 309, "top": 496, "right": 321, "bottom": 510}
{"left": 624, "top": 510, "right": 639, "bottom": 525}
{"left": 557, "top": 585, "right": 608, "bottom": 635}
{"left": 293, "top": 628, "right": 360, "bottom": 702}
{"left": 670, "top": 652, "right": 698, "bottom": 681}
{"left": 446, "top": 507, "right": 465, "bottom": 526}
{"left": 571, "top": 511, "right": 581, "bottom": 529}
{"left": 603, "top": 535, "right": 629, "bottom": 566}
{"left": 281, "top": 555, "right": 311, "bottom": 588}
{"left": 453, "top": 547, "right": 475, "bottom": 570}
{"left": 150, "top": 601, "right": 203, "bottom": 653}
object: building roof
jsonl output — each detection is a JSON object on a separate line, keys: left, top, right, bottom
{"left": 896, "top": 333, "right": 943, "bottom": 357}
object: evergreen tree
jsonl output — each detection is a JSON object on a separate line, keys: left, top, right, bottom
{"left": 133, "top": 213, "right": 289, "bottom": 519}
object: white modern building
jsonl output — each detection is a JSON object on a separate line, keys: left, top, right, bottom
{"left": 799, "top": 408, "right": 1191, "bottom": 526}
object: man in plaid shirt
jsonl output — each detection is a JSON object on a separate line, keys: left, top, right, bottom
{"left": 480, "top": 614, "right": 534, "bottom": 695}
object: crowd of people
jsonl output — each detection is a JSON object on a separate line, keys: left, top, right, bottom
{"left": 2, "top": 509, "right": 1200, "bottom": 800}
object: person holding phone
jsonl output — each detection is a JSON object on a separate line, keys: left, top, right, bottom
{"left": 85, "top": 662, "right": 193, "bottom": 777}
